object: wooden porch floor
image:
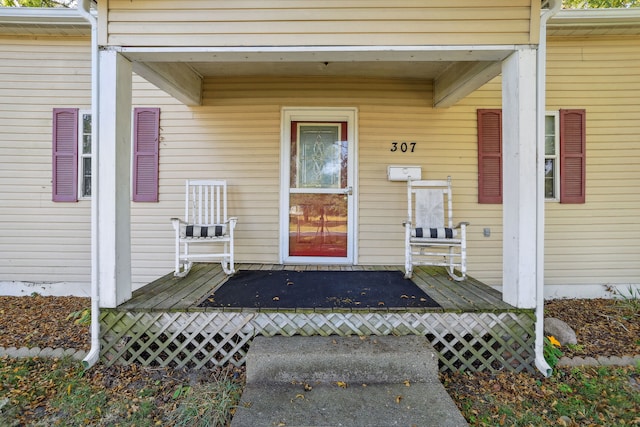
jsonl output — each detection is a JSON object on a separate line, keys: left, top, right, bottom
{"left": 103, "top": 264, "right": 535, "bottom": 373}
{"left": 119, "top": 263, "right": 517, "bottom": 314}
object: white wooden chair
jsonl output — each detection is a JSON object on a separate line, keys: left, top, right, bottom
{"left": 403, "top": 176, "right": 468, "bottom": 281}
{"left": 171, "top": 180, "right": 237, "bottom": 277}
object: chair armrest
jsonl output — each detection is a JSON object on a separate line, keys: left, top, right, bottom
{"left": 226, "top": 217, "right": 238, "bottom": 227}
{"left": 171, "top": 218, "right": 186, "bottom": 231}
{"left": 402, "top": 220, "right": 412, "bottom": 227}
{"left": 454, "top": 222, "right": 470, "bottom": 229}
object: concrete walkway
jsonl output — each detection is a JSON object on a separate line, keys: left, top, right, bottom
{"left": 231, "top": 335, "right": 468, "bottom": 427}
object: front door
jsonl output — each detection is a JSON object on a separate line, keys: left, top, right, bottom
{"left": 281, "top": 108, "right": 356, "bottom": 264}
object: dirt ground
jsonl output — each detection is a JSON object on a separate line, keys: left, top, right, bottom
{"left": 0, "top": 294, "right": 638, "bottom": 426}
{"left": 0, "top": 294, "right": 637, "bottom": 358}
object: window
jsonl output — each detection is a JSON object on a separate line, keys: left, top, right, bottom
{"left": 477, "top": 109, "right": 585, "bottom": 204}
{"left": 79, "top": 111, "right": 92, "bottom": 198}
{"left": 52, "top": 107, "right": 160, "bottom": 202}
{"left": 544, "top": 112, "right": 559, "bottom": 200}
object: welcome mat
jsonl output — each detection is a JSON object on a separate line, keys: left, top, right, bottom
{"left": 199, "top": 270, "right": 440, "bottom": 309}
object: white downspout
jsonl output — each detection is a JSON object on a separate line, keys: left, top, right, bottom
{"left": 535, "top": 0, "right": 561, "bottom": 377}
{"left": 78, "top": 0, "right": 100, "bottom": 369}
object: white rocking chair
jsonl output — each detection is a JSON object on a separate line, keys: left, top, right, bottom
{"left": 403, "top": 176, "right": 468, "bottom": 281}
{"left": 171, "top": 179, "right": 237, "bottom": 277}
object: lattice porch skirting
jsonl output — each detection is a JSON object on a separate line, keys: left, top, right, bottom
{"left": 100, "top": 310, "right": 535, "bottom": 373}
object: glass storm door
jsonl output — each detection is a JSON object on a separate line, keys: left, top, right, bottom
{"left": 284, "top": 120, "right": 354, "bottom": 263}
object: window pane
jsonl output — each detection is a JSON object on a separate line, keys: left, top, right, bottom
{"left": 545, "top": 136, "right": 555, "bottom": 155}
{"left": 545, "top": 159, "right": 555, "bottom": 198}
{"left": 545, "top": 116, "right": 555, "bottom": 155}
{"left": 289, "top": 193, "right": 347, "bottom": 257}
{"left": 82, "top": 157, "right": 91, "bottom": 197}
{"left": 82, "top": 135, "right": 91, "bottom": 154}
{"left": 83, "top": 114, "right": 92, "bottom": 134}
{"left": 545, "top": 115, "right": 555, "bottom": 135}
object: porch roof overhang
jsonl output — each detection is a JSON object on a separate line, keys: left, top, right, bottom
{"left": 119, "top": 45, "right": 514, "bottom": 108}
{"left": 548, "top": 8, "right": 640, "bottom": 36}
{"left": 0, "top": 7, "right": 90, "bottom": 36}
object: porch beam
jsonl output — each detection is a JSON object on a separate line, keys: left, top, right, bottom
{"left": 132, "top": 61, "right": 202, "bottom": 106}
{"left": 501, "top": 47, "right": 538, "bottom": 309}
{"left": 98, "top": 50, "right": 133, "bottom": 308}
{"left": 433, "top": 61, "right": 502, "bottom": 108}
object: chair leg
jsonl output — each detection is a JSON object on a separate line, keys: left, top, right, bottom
{"left": 174, "top": 241, "right": 192, "bottom": 277}
{"left": 446, "top": 247, "right": 465, "bottom": 281}
{"left": 404, "top": 247, "right": 413, "bottom": 279}
{"left": 221, "top": 242, "right": 235, "bottom": 275}
{"left": 446, "top": 265, "right": 465, "bottom": 281}
{"left": 175, "top": 261, "right": 192, "bottom": 278}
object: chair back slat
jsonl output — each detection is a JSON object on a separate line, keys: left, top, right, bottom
{"left": 408, "top": 177, "right": 454, "bottom": 229}
{"left": 185, "top": 179, "right": 228, "bottom": 226}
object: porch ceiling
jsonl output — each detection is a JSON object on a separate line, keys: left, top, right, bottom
{"left": 121, "top": 47, "right": 513, "bottom": 108}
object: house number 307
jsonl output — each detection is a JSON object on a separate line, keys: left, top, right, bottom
{"left": 390, "top": 142, "right": 416, "bottom": 153}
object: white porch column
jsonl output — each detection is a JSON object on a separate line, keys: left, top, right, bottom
{"left": 501, "top": 47, "right": 538, "bottom": 308}
{"left": 98, "top": 50, "right": 133, "bottom": 308}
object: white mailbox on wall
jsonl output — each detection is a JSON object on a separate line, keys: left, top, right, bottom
{"left": 387, "top": 165, "right": 422, "bottom": 181}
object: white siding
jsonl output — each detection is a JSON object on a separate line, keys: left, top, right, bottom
{"left": 0, "top": 38, "right": 92, "bottom": 283}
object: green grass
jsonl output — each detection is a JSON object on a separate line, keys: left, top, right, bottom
{"left": 1, "top": 356, "right": 638, "bottom": 426}
{"left": 169, "top": 377, "right": 243, "bottom": 427}
{"left": 0, "top": 356, "right": 243, "bottom": 427}
{"left": 443, "top": 365, "right": 640, "bottom": 426}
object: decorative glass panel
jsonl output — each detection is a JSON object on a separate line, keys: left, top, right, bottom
{"left": 292, "top": 124, "right": 347, "bottom": 189}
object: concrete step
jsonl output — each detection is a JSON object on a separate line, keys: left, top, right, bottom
{"left": 246, "top": 335, "right": 440, "bottom": 385}
{"left": 231, "top": 335, "right": 469, "bottom": 427}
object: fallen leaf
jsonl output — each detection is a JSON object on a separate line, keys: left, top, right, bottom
{"left": 286, "top": 281, "right": 294, "bottom": 286}
{"left": 378, "top": 301, "right": 385, "bottom": 306}
{"left": 294, "top": 394, "right": 305, "bottom": 400}
{"left": 403, "top": 380, "right": 411, "bottom": 387}
{"left": 272, "top": 296, "right": 280, "bottom": 301}
{"left": 336, "top": 381, "right": 348, "bottom": 389}
{"left": 499, "top": 413, "right": 506, "bottom": 426}
{"left": 395, "top": 395, "right": 403, "bottom": 404}
{"left": 304, "top": 383, "right": 312, "bottom": 391}
{"left": 401, "top": 295, "right": 409, "bottom": 299}
{"left": 419, "top": 298, "right": 427, "bottom": 302}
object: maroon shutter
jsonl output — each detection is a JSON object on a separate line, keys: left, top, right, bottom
{"left": 133, "top": 107, "right": 160, "bottom": 202}
{"left": 52, "top": 108, "right": 78, "bottom": 202}
{"left": 560, "top": 109, "right": 586, "bottom": 204}
{"left": 477, "top": 109, "right": 503, "bottom": 204}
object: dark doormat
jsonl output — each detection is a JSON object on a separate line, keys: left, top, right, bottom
{"left": 198, "top": 270, "right": 441, "bottom": 309}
